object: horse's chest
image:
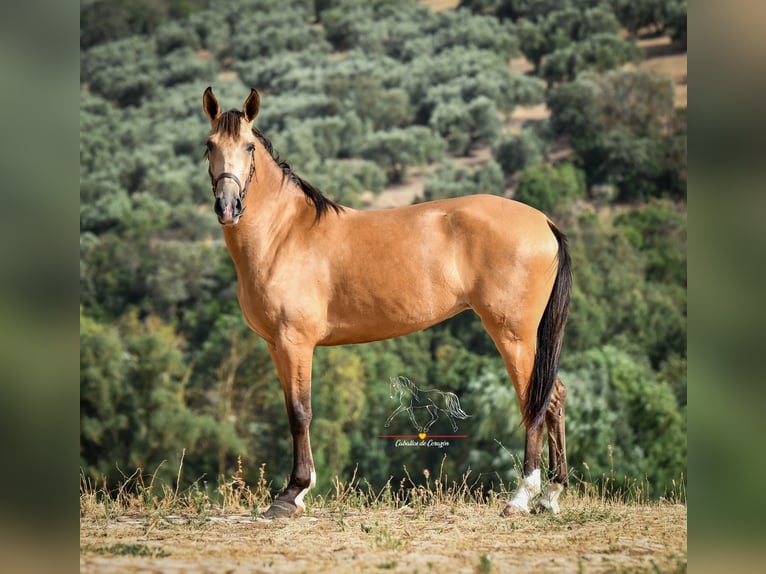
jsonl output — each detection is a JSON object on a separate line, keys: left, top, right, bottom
{"left": 236, "top": 284, "right": 276, "bottom": 341}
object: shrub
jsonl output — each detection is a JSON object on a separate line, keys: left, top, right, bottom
{"left": 514, "top": 162, "right": 586, "bottom": 215}
{"left": 493, "top": 129, "right": 546, "bottom": 177}
{"left": 421, "top": 161, "right": 505, "bottom": 202}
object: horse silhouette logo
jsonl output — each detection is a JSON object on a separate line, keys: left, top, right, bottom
{"left": 384, "top": 376, "right": 471, "bottom": 435}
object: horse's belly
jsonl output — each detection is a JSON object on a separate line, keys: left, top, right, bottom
{"left": 319, "top": 298, "right": 468, "bottom": 346}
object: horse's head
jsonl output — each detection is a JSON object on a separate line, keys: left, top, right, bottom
{"left": 202, "top": 87, "right": 261, "bottom": 225}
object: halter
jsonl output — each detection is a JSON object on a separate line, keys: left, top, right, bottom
{"left": 209, "top": 149, "right": 256, "bottom": 200}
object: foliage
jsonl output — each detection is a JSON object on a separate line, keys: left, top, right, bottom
{"left": 79, "top": 0, "right": 686, "bottom": 502}
{"left": 360, "top": 127, "right": 446, "bottom": 184}
{"left": 562, "top": 211, "right": 686, "bottom": 371}
{"left": 540, "top": 33, "right": 641, "bottom": 85}
{"left": 80, "top": 0, "right": 210, "bottom": 50}
{"left": 80, "top": 309, "right": 244, "bottom": 486}
{"left": 493, "top": 128, "right": 547, "bottom": 177}
{"left": 663, "top": 0, "right": 687, "bottom": 50}
{"left": 562, "top": 345, "right": 686, "bottom": 497}
{"left": 548, "top": 70, "right": 685, "bottom": 201}
{"left": 611, "top": 0, "right": 667, "bottom": 35}
{"left": 614, "top": 198, "right": 686, "bottom": 286}
{"left": 429, "top": 96, "right": 502, "bottom": 155}
{"left": 421, "top": 161, "right": 505, "bottom": 202}
{"left": 514, "top": 162, "right": 586, "bottom": 216}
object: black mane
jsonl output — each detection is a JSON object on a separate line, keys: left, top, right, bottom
{"left": 211, "top": 109, "right": 343, "bottom": 222}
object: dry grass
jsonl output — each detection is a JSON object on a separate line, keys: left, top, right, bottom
{"left": 81, "top": 461, "right": 686, "bottom": 573}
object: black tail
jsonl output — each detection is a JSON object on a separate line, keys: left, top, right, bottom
{"left": 524, "top": 221, "right": 572, "bottom": 429}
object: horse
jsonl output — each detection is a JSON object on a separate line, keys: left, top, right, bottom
{"left": 385, "top": 376, "right": 470, "bottom": 433}
{"left": 202, "top": 87, "right": 571, "bottom": 517}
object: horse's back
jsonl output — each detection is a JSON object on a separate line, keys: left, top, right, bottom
{"left": 317, "top": 194, "right": 561, "bottom": 345}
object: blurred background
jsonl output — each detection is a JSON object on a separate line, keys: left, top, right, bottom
{"left": 78, "top": 0, "right": 688, "bottom": 502}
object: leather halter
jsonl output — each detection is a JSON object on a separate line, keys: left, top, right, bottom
{"left": 209, "top": 150, "right": 256, "bottom": 200}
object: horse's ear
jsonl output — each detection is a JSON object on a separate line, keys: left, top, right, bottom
{"left": 203, "top": 86, "right": 221, "bottom": 123}
{"left": 243, "top": 88, "right": 260, "bottom": 124}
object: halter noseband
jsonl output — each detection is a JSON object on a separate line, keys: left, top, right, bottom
{"left": 209, "top": 150, "right": 256, "bottom": 200}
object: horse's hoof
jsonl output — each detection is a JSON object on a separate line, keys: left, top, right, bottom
{"left": 532, "top": 498, "right": 560, "bottom": 515}
{"left": 261, "top": 500, "right": 302, "bottom": 519}
{"left": 500, "top": 502, "right": 530, "bottom": 517}
{"left": 533, "top": 484, "right": 563, "bottom": 514}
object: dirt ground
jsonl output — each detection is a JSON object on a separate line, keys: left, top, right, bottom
{"left": 80, "top": 500, "right": 686, "bottom": 573}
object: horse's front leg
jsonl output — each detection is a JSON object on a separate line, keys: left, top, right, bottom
{"left": 262, "top": 340, "right": 316, "bottom": 519}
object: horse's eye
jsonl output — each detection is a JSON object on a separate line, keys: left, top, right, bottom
{"left": 246, "top": 143, "right": 255, "bottom": 152}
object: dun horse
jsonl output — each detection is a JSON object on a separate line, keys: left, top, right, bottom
{"left": 202, "top": 87, "right": 571, "bottom": 517}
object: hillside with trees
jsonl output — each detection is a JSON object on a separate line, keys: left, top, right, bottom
{"left": 80, "top": 0, "right": 686, "bottom": 499}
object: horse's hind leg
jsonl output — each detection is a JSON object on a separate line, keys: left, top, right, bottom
{"left": 536, "top": 377, "right": 568, "bottom": 514}
{"left": 502, "top": 420, "right": 545, "bottom": 515}
{"left": 481, "top": 327, "right": 545, "bottom": 514}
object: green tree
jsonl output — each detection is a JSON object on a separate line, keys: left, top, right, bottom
{"left": 518, "top": 4, "right": 626, "bottom": 75}
{"left": 80, "top": 0, "right": 210, "bottom": 49}
{"left": 493, "top": 129, "right": 547, "bottom": 177}
{"left": 664, "top": 0, "right": 687, "bottom": 49}
{"left": 81, "top": 36, "right": 160, "bottom": 106}
{"left": 614, "top": 199, "right": 687, "bottom": 286}
{"left": 562, "top": 346, "right": 686, "bottom": 498}
{"left": 306, "top": 159, "right": 387, "bottom": 207}
{"left": 360, "top": 127, "right": 445, "bottom": 184}
{"left": 190, "top": 313, "right": 284, "bottom": 480}
{"left": 429, "top": 96, "right": 502, "bottom": 155}
{"left": 562, "top": 210, "right": 686, "bottom": 371}
{"left": 540, "top": 33, "right": 640, "bottom": 85}
{"left": 611, "top": 0, "right": 666, "bottom": 35}
{"left": 514, "top": 162, "right": 586, "bottom": 216}
{"left": 547, "top": 70, "right": 683, "bottom": 201}
{"left": 312, "top": 347, "right": 368, "bottom": 492}
{"left": 231, "top": 10, "right": 331, "bottom": 60}
{"left": 421, "top": 161, "right": 505, "bottom": 202}
{"left": 80, "top": 310, "right": 243, "bottom": 486}
{"left": 405, "top": 47, "right": 545, "bottom": 122}
{"left": 431, "top": 8, "right": 519, "bottom": 59}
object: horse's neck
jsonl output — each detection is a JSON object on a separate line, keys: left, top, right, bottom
{"left": 222, "top": 154, "right": 313, "bottom": 274}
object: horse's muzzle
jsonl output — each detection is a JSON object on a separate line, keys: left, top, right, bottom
{"left": 215, "top": 195, "right": 242, "bottom": 225}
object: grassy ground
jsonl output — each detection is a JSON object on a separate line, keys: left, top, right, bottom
{"left": 80, "top": 468, "right": 687, "bottom": 573}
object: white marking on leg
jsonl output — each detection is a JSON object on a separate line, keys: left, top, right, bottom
{"left": 536, "top": 483, "right": 564, "bottom": 514}
{"left": 294, "top": 469, "right": 316, "bottom": 511}
{"left": 505, "top": 469, "right": 541, "bottom": 513}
